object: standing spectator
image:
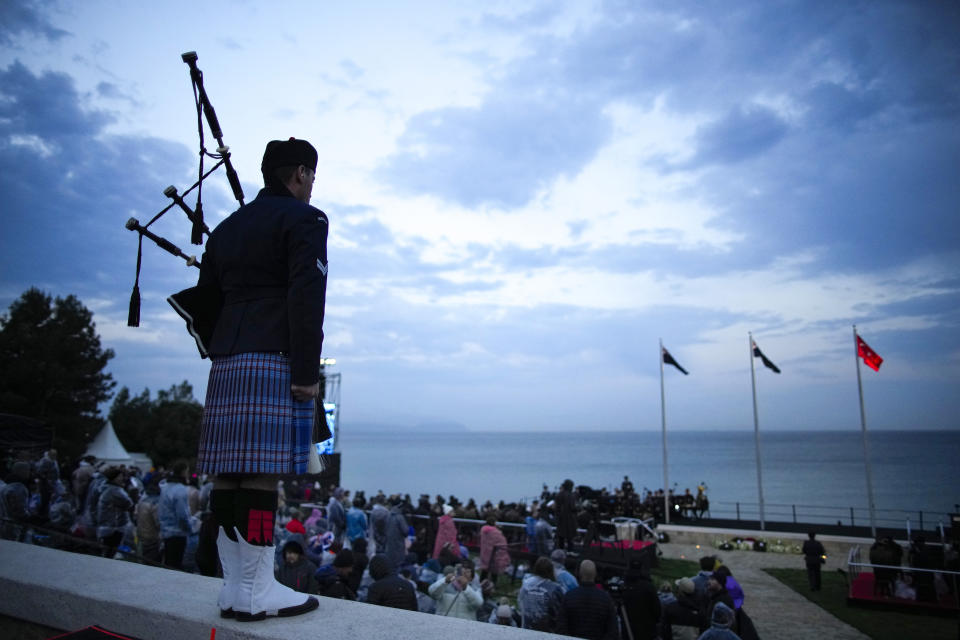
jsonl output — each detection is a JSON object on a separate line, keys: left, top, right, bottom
{"left": 555, "top": 479, "right": 578, "bottom": 550}
{"left": 136, "top": 481, "right": 162, "bottom": 562}
{"left": 327, "top": 487, "right": 346, "bottom": 544}
{"left": 72, "top": 456, "right": 96, "bottom": 512}
{"left": 432, "top": 504, "right": 460, "bottom": 560}
{"left": 158, "top": 462, "right": 193, "bottom": 569}
{"left": 346, "top": 496, "right": 368, "bottom": 548}
{"left": 621, "top": 561, "right": 661, "bottom": 640}
{"left": 370, "top": 495, "right": 389, "bottom": 554}
{"left": 368, "top": 554, "right": 419, "bottom": 611}
{"left": 0, "top": 461, "right": 31, "bottom": 541}
{"left": 802, "top": 531, "right": 825, "bottom": 591}
{"left": 34, "top": 449, "right": 59, "bottom": 517}
{"left": 525, "top": 505, "right": 539, "bottom": 554}
{"left": 535, "top": 509, "right": 555, "bottom": 556}
{"left": 429, "top": 560, "right": 483, "bottom": 620}
{"left": 385, "top": 498, "right": 409, "bottom": 570}
{"left": 518, "top": 556, "right": 564, "bottom": 632}
{"left": 478, "top": 515, "right": 511, "bottom": 583}
{"left": 81, "top": 465, "right": 107, "bottom": 538}
{"left": 558, "top": 559, "right": 620, "bottom": 639}
{"left": 96, "top": 466, "right": 133, "bottom": 558}
{"left": 551, "top": 549, "right": 579, "bottom": 593}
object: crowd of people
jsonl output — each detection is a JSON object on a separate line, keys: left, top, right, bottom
{"left": 3, "top": 451, "right": 751, "bottom": 638}
{"left": 867, "top": 534, "right": 958, "bottom": 604}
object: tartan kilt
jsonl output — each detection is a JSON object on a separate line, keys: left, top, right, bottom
{"left": 196, "top": 352, "right": 313, "bottom": 475}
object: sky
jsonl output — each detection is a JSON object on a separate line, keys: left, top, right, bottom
{"left": 1, "top": 0, "right": 959, "bottom": 433}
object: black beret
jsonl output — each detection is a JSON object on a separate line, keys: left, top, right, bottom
{"left": 261, "top": 138, "right": 318, "bottom": 174}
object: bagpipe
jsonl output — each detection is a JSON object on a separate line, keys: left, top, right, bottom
{"left": 125, "top": 51, "right": 243, "bottom": 354}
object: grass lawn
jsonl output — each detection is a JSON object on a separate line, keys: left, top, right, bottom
{"left": 764, "top": 568, "right": 959, "bottom": 640}
{"left": 651, "top": 557, "right": 700, "bottom": 588}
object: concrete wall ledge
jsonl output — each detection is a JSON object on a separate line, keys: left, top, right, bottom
{"left": 0, "top": 540, "right": 556, "bottom": 640}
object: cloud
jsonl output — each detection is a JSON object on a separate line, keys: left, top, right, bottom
{"left": 377, "top": 95, "right": 611, "bottom": 208}
{"left": 677, "top": 105, "right": 789, "bottom": 169}
{"left": 0, "top": 60, "right": 224, "bottom": 309}
{"left": 0, "top": 0, "right": 70, "bottom": 46}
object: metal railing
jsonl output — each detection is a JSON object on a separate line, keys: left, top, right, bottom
{"left": 707, "top": 500, "right": 954, "bottom": 532}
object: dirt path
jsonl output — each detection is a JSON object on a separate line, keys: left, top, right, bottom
{"left": 659, "top": 543, "right": 870, "bottom": 640}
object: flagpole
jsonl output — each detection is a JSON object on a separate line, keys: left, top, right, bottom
{"left": 853, "top": 325, "right": 878, "bottom": 538}
{"left": 749, "top": 332, "right": 766, "bottom": 531}
{"left": 660, "top": 338, "right": 670, "bottom": 525}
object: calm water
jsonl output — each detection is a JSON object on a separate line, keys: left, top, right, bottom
{"left": 339, "top": 429, "right": 960, "bottom": 526}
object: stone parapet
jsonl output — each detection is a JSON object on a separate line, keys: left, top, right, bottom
{"left": 0, "top": 540, "right": 556, "bottom": 640}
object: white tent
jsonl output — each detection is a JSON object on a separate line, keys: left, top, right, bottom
{"left": 85, "top": 422, "right": 152, "bottom": 472}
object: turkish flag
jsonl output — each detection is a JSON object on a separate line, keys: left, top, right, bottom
{"left": 856, "top": 335, "right": 883, "bottom": 371}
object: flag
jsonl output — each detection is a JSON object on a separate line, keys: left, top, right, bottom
{"left": 752, "top": 340, "right": 781, "bottom": 374}
{"left": 662, "top": 347, "right": 688, "bottom": 375}
{"left": 857, "top": 335, "right": 883, "bottom": 371}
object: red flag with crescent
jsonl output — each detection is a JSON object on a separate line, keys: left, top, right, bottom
{"left": 856, "top": 335, "right": 883, "bottom": 372}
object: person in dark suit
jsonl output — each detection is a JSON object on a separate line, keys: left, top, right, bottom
{"left": 196, "top": 138, "right": 328, "bottom": 621}
{"left": 802, "top": 531, "right": 826, "bottom": 591}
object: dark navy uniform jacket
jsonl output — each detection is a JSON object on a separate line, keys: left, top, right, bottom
{"left": 197, "top": 187, "right": 328, "bottom": 386}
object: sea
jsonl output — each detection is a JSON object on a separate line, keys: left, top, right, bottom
{"left": 339, "top": 429, "right": 960, "bottom": 529}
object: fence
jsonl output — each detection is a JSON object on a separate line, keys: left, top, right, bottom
{"left": 708, "top": 500, "right": 954, "bottom": 533}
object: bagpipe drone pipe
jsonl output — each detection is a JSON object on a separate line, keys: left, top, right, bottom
{"left": 124, "top": 51, "right": 243, "bottom": 355}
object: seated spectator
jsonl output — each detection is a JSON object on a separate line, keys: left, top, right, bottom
{"left": 703, "top": 574, "right": 736, "bottom": 635}
{"left": 367, "top": 554, "right": 418, "bottom": 611}
{"left": 429, "top": 560, "right": 483, "bottom": 620}
{"left": 894, "top": 572, "right": 917, "bottom": 600}
{"left": 518, "top": 556, "right": 564, "bottom": 632}
{"left": 551, "top": 549, "right": 579, "bottom": 593}
{"left": 491, "top": 598, "right": 520, "bottom": 626}
{"left": 696, "top": 602, "right": 739, "bottom": 640}
{"left": 347, "top": 537, "right": 369, "bottom": 594}
{"left": 315, "top": 547, "right": 356, "bottom": 599}
{"left": 712, "top": 565, "right": 744, "bottom": 609}
{"left": 668, "top": 578, "right": 703, "bottom": 640}
{"left": 285, "top": 509, "right": 307, "bottom": 535}
{"left": 558, "top": 559, "right": 619, "bottom": 639}
{"left": 277, "top": 535, "right": 318, "bottom": 594}
{"left": 303, "top": 507, "right": 327, "bottom": 536}
{"left": 691, "top": 556, "right": 715, "bottom": 601}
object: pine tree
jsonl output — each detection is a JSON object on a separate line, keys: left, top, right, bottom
{"left": 0, "top": 288, "right": 116, "bottom": 460}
